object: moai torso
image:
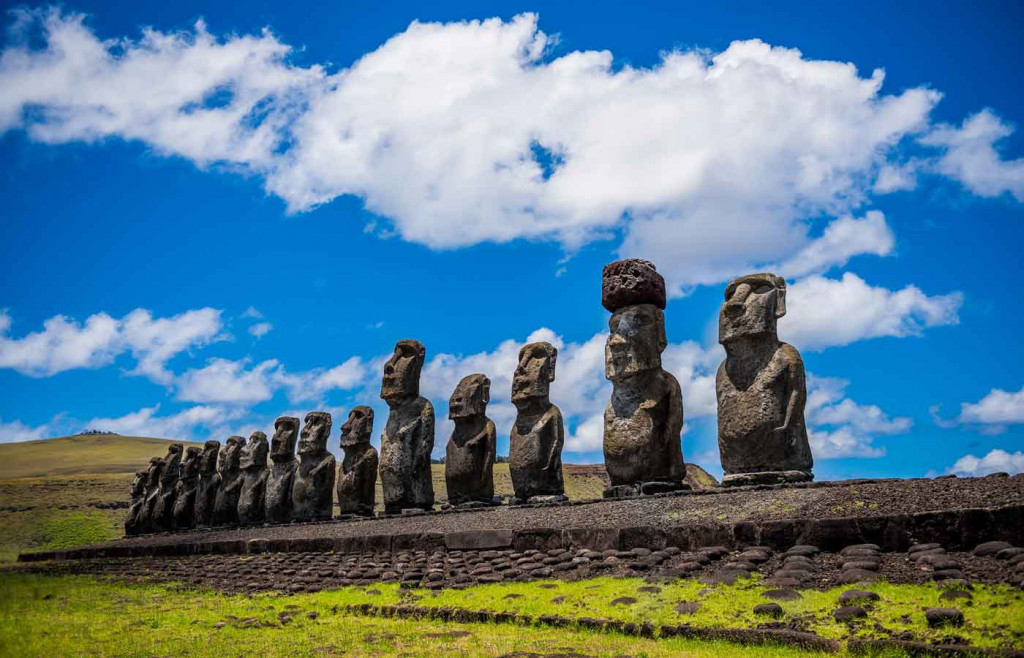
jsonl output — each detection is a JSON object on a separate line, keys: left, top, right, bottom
{"left": 124, "top": 471, "right": 147, "bottom": 536}
{"left": 717, "top": 273, "right": 812, "bottom": 485}
{"left": 445, "top": 374, "right": 496, "bottom": 506}
{"left": 291, "top": 412, "right": 336, "bottom": 521}
{"left": 265, "top": 417, "right": 299, "bottom": 524}
{"left": 172, "top": 446, "right": 201, "bottom": 530}
{"left": 336, "top": 407, "right": 378, "bottom": 517}
{"left": 212, "top": 436, "right": 244, "bottom": 526}
{"left": 237, "top": 432, "right": 270, "bottom": 525}
{"left": 151, "top": 444, "right": 183, "bottom": 532}
{"left": 509, "top": 342, "right": 565, "bottom": 501}
{"left": 379, "top": 340, "right": 435, "bottom": 514}
{"left": 194, "top": 441, "right": 221, "bottom": 528}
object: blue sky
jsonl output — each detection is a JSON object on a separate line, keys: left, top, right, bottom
{"left": 1, "top": 0, "right": 1022, "bottom": 480}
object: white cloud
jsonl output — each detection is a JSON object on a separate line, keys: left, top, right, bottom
{"left": 86, "top": 404, "right": 245, "bottom": 440}
{"left": 874, "top": 161, "right": 918, "bottom": 193}
{"left": 922, "top": 110, "right": 1024, "bottom": 202}
{"left": 947, "top": 449, "right": 1024, "bottom": 477}
{"left": 120, "top": 308, "right": 226, "bottom": 384}
{"left": 249, "top": 322, "right": 273, "bottom": 338}
{"left": 0, "top": 416, "right": 60, "bottom": 443}
{"left": 804, "top": 375, "right": 911, "bottom": 459}
{"left": 174, "top": 355, "right": 369, "bottom": 404}
{"left": 241, "top": 306, "right": 263, "bottom": 320}
{"left": 780, "top": 273, "right": 962, "bottom": 351}
{"left": 956, "top": 385, "right": 1024, "bottom": 425}
{"left": 775, "top": 211, "right": 895, "bottom": 278}
{"left": 4, "top": 11, "right": 1017, "bottom": 292}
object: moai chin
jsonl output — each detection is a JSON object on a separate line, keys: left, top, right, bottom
{"left": 379, "top": 339, "right": 435, "bottom": 514}
{"left": 212, "top": 436, "right": 245, "bottom": 526}
{"left": 602, "top": 259, "right": 687, "bottom": 497}
{"left": 336, "top": 406, "right": 378, "bottom": 517}
{"left": 445, "top": 374, "right": 497, "bottom": 507}
{"left": 172, "top": 446, "right": 201, "bottom": 530}
{"left": 509, "top": 341, "right": 566, "bottom": 503}
{"left": 139, "top": 457, "right": 164, "bottom": 534}
{"left": 265, "top": 416, "right": 299, "bottom": 524}
{"left": 717, "top": 273, "right": 813, "bottom": 486}
{"left": 151, "top": 444, "right": 183, "bottom": 532}
{"left": 291, "top": 412, "right": 336, "bottom": 521}
{"left": 193, "top": 440, "right": 221, "bottom": 528}
{"left": 124, "top": 470, "right": 147, "bottom": 536}
{"left": 238, "top": 431, "right": 270, "bottom": 525}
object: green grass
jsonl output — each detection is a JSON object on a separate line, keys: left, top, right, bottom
{"left": 0, "top": 435, "right": 204, "bottom": 479}
{"left": 0, "top": 573, "right": 832, "bottom": 658}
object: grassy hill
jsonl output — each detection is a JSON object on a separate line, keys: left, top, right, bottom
{"left": 0, "top": 434, "right": 205, "bottom": 479}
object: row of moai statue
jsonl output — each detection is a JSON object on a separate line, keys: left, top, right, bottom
{"left": 125, "top": 259, "right": 813, "bottom": 534}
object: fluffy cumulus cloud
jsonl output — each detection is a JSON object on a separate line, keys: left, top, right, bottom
{"left": 805, "top": 375, "right": 912, "bottom": 458}
{"left": 947, "top": 449, "right": 1024, "bottom": 477}
{"left": 0, "top": 307, "right": 224, "bottom": 379}
{"left": 946, "top": 385, "right": 1024, "bottom": 430}
{"left": 86, "top": 404, "right": 246, "bottom": 440}
{"left": 780, "top": 273, "right": 962, "bottom": 351}
{"left": 0, "top": 415, "right": 62, "bottom": 443}
{"left": 2, "top": 10, "right": 1020, "bottom": 291}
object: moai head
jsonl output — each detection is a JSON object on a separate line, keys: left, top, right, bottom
{"left": 130, "top": 470, "right": 147, "bottom": 498}
{"left": 220, "top": 436, "right": 245, "bottom": 474}
{"left": 199, "top": 440, "right": 220, "bottom": 475}
{"left": 340, "top": 406, "right": 374, "bottom": 448}
{"left": 180, "top": 446, "right": 201, "bottom": 482}
{"left": 299, "top": 411, "right": 332, "bottom": 457}
{"left": 718, "top": 273, "right": 786, "bottom": 345}
{"left": 449, "top": 374, "right": 490, "bottom": 420}
{"left": 146, "top": 457, "right": 164, "bottom": 488}
{"left": 271, "top": 416, "right": 299, "bottom": 462}
{"left": 512, "top": 342, "right": 557, "bottom": 405}
{"left": 240, "top": 431, "right": 269, "bottom": 470}
{"left": 381, "top": 339, "right": 426, "bottom": 403}
{"left": 605, "top": 304, "right": 667, "bottom": 381}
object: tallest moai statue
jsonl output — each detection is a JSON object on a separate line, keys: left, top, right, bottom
{"left": 601, "top": 259, "right": 687, "bottom": 497}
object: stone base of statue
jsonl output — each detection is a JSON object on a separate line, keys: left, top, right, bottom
{"left": 522, "top": 494, "right": 568, "bottom": 505}
{"left": 603, "top": 480, "right": 691, "bottom": 499}
{"left": 722, "top": 470, "right": 812, "bottom": 487}
{"left": 442, "top": 498, "right": 498, "bottom": 511}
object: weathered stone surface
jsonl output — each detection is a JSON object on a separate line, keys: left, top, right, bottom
{"left": 834, "top": 606, "right": 867, "bottom": 622}
{"left": 237, "top": 431, "right": 269, "bottom": 526}
{"left": 602, "top": 263, "right": 686, "bottom": 490}
{"left": 265, "top": 416, "right": 299, "bottom": 524}
{"left": 139, "top": 457, "right": 164, "bottom": 533}
{"left": 336, "top": 406, "right": 378, "bottom": 517}
{"left": 717, "top": 273, "right": 813, "bottom": 486}
{"left": 925, "top": 608, "right": 964, "bottom": 628}
{"left": 172, "top": 446, "right": 200, "bottom": 530}
{"left": 445, "top": 374, "right": 496, "bottom": 506}
{"left": 151, "top": 444, "right": 183, "bottom": 533}
{"left": 193, "top": 441, "right": 221, "bottom": 528}
{"left": 380, "top": 340, "right": 435, "bottom": 514}
{"left": 212, "top": 436, "right": 245, "bottom": 526}
{"left": 754, "top": 602, "right": 784, "bottom": 617}
{"left": 124, "top": 470, "right": 147, "bottom": 536}
{"left": 509, "top": 341, "right": 565, "bottom": 502}
{"left": 602, "top": 258, "right": 666, "bottom": 312}
{"left": 291, "top": 412, "right": 336, "bottom": 522}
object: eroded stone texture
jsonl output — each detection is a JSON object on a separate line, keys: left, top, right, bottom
{"left": 445, "top": 374, "right": 496, "bottom": 506}
{"left": 150, "top": 444, "right": 183, "bottom": 532}
{"left": 602, "top": 260, "right": 686, "bottom": 494}
{"left": 212, "top": 436, "right": 245, "bottom": 526}
{"left": 336, "top": 406, "right": 378, "bottom": 517}
{"left": 124, "top": 470, "right": 147, "bottom": 536}
{"left": 139, "top": 457, "right": 164, "bottom": 533}
{"left": 291, "top": 412, "right": 336, "bottom": 521}
{"left": 380, "top": 340, "right": 435, "bottom": 514}
{"left": 265, "top": 416, "right": 299, "bottom": 524}
{"left": 237, "top": 431, "right": 270, "bottom": 526}
{"left": 717, "top": 273, "right": 813, "bottom": 487}
{"left": 172, "top": 446, "right": 200, "bottom": 530}
{"left": 193, "top": 441, "right": 221, "bottom": 528}
{"left": 509, "top": 342, "right": 565, "bottom": 502}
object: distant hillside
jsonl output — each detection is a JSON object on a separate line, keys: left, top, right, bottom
{"left": 0, "top": 435, "right": 205, "bottom": 479}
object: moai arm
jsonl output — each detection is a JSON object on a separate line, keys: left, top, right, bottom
{"left": 775, "top": 345, "right": 807, "bottom": 435}
{"left": 223, "top": 473, "right": 244, "bottom": 494}
{"left": 475, "top": 419, "right": 496, "bottom": 465}
{"left": 310, "top": 454, "right": 336, "bottom": 479}
{"left": 417, "top": 401, "right": 435, "bottom": 469}
{"left": 544, "top": 407, "right": 564, "bottom": 473}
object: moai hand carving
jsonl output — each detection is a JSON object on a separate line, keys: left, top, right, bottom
{"left": 151, "top": 444, "right": 183, "bottom": 532}
{"left": 139, "top": 457, "right": 164, "bottom": 533}
{"left": 238, "top": 431, "right": 270, "bottom": 525}
{"left": 291, "top": 412, "right": 336, "bottom": 521}
{"left": 379, "top": 340, "right": 435, "bottom": 514}
{"left": 212, "top": 436, "right": 245, "bottom": 526}
{"left": 717, "top": 273, "right": 813, "bottom": 486}
{"left": 602, "top": 259, "right": 687, "bottom": 497}
{"left": 193, "top": 440, "right": 221, "bottom": 528}
{"left": 336, "top": 406, "right": 378, "bottom": 517}
{"left": 172, "top": 446, "right": 201, "bottom": 530}
{"left": 124, "top": 470, "right": 147, "bottom": 536}
{"left": 445, "top": 374, "right": 496, "bottom": 507}
{"left": 509, "top": 341, "right": 565, "bottom": 503}
{"left": 265, "top": 416, "right": 299, "bottom": 524}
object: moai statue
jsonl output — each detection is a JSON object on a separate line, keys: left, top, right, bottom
{"left": 172, "top": 446, "right": 201, "bottom": 530}
{"left": 445, "top": 374, "right": 497, "bottom": 507}
{"left": 237, "top": 431, "right": 270, "bottom": 525}
{"left": 139, "top": 457, "right": 164, "bottom": 533}
{"left": 509, "top": 342, "right": 566, "bottom": 503}
{"left": 150, "top": 444, "right": 183, "bottom": 532}
{"left": 291, "top": 412, "right": 336, "bottom": 521}
{"left": 124, "top": 470, "right": 147, "bottom": 536}
{"left": 602, "top": 259, "right": 687, "bottom": 497}
{"left": 193, "top": 440, "right": 221, "bottom": 528}
{"left": 717, "top": 273, "right": 813, "bottom": 486}
{"left": 265, "top": 416, "right": 299, "bottom": 524}
{"left": 380, "top": 340, "right": 435, "bottom": 514}
{"left": 212, "top": 436, "right": 245, "bottom": 526}
{"left": 336, "top": 407, "right": 378, "bottom": 517}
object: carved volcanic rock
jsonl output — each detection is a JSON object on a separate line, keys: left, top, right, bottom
{"left": 336, "top": 407, "right": 378, "bottom": 517}
{"left": 212, "top": 436, "right": 245, "bottom": 526}
{"left": 237, "top": 432, "right": 269, "bottom": 526}
{"left": 445, "top": 374, "right": 496, "bottom": 506}
{"left": 194, "top": 441, "right": 221, "bottom": 528}
{"left": 509, "top": 341, "right": 565, "bottom": 501}
{"left": 291, "top": 412, "right": 336, "bottom": 522}
{"left": 172, "top": 446, "right": 201, "bottom": 530}
{"left": 380, "top": 340, "right": 435, "bottom": 514}
{"left": 601, "top": 258, "right": 666, "bottom": 312}
{"left": 266, "top": 416, "right": 299, "bottom": 524}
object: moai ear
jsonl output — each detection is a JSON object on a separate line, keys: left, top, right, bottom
{"left": 481, "top": 380, "right": 490, "bottom": 405}
{"left": 773, "top": 276, "right": 787, "bottom": 318}
{"left": 547, "top": 346, "right": 558, "bottom": 382}
{"left": 656, "top": 308, "right": 668, "bottom": 352}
